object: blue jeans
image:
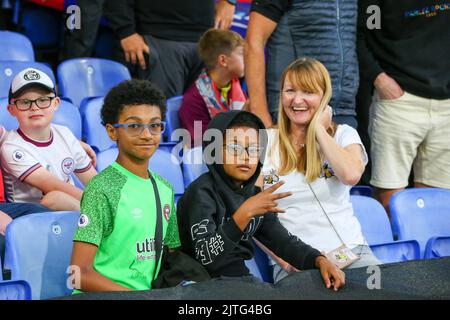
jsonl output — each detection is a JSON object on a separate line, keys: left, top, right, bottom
{"left": 0, "top": 202, "right": 50, "bottom": 219}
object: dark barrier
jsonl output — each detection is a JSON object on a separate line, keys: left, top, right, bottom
{"left": 59, "top": 258, "right": 450, "bottom": 300}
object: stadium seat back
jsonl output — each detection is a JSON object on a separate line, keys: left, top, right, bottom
{"left": 0, "top": 61, "right": 55, "bottom": 99}
{"left": 390, "top": 188, "right": 450, "bottom": 255}
{"left": 252, "top": 242, "right": 274, "bottom": 283}
{"left": 4, "top": 211, "right": 79, "bottom": 300}
{"left": 182, "top": 146, "right": 208, "bottom": 187}
{"left": 97, "top": 148, "right": 185, "bottom": 197}
{"left": 370, "top": 240, "right": 421, "bottom": 264}
{"left": 424, "top": 236, "right": 450, "bottom": 259}
{"left": 0, "top": 31, "right": 34, "bottom": 62}
{"left": 350, "top": 195, "right": 393, "bottom": 245}
{"left": 0, "top": 97, "right": 82, "bottom": 139}
{"left": 57, "top": 58, "right": 131, "bottom": 107}
{"left": 244, "top": 259, "right": 263, "bottom": 281}
{"left": 52, "top": 100, "right": 82, "bottom": 140}
{"left": 0, "top": 280, "right": 32, "bottom": 300}
{"left": 79, "top": 97, "right": 114, "bottom": 153}
{"left": 164, "top": 96, "right": 183, "bottom": 142}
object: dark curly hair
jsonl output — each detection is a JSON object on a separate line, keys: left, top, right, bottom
{"left": 101, "top": 80, "right": 166, "bottom": 126}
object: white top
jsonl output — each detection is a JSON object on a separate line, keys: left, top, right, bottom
{"left": 0, "top": 125, "right": 6, "bottom": 145}
{"left": 0, "top": 124, "right": 92, "bottom": 203}
{"left": 261, "top": 125, "right": 368, "bottom": 253}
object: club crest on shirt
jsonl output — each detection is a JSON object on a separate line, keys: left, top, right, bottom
{"left": 61, "top": 157, "right": 75, "bottom": 175}
{"left": 12, "top": 150, "right": 25, "bottom": 162}
{"left": 263, "top": 169, "right": 280, "bottom": 186}
{"left": 78, "top": 214, "right": 89, "bottom": 228}
{"left": 321, "top": 161, "right": 335, "bottom": 179}
{"left": 163, "top": 204, "right": 170, "bottom": 221}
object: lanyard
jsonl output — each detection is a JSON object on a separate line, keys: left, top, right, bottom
{"left": 149, "top": 174, "right": 163, "bottom": 281}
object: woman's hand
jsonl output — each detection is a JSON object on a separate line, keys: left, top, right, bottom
{"left": 315, "top": 256, "right": 346, "bottom": 291}
{"left": 317, "top": 105, "right": 333, "bottom": 131}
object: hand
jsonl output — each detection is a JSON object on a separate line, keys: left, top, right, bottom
{"left": 237, "top": 181, "right": 292, "bottom": 218}
{"left": 315, "top": 256, "right": 346, "bottom": 291}
{"left": 80, "top": 141, "right": 97, "bottom": 168}
{"left": 215, "top": 0, "right": 235, "bottom": 30}
{"left": 317, "top": 105, "right": 333, "bottom": 131}
{"left": 120, "top": 33, "right": 150, "bottom": 70}
{"left": 374, "top": 72, "right": 404, "bottom": 100}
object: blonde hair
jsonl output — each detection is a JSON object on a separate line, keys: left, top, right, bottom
{"left": 198, "top": 28, "right": 244, "bottom": 70}
{"left": 273, "top": 57, "right": 336, "bottom": 183}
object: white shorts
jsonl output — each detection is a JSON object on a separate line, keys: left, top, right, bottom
{"left": 369, "top": 90, "right": 450, "bottom": 189}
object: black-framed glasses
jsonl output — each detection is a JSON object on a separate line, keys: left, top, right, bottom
{"left": 224, "top": 143, "right": 261, "bottom": 157}
{"left": 10, "top": 96, "right": 55, "bottom": 111}
{"left": 112, "top": 122, "right": 166, "bottom": 136}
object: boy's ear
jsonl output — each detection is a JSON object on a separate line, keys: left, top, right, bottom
{"left": 105, "top": 123, "right": 118, "bottom": 141}
{"left": 7, "top": 103, "right": 16, "bottom": 116}
{"left": 52, "top": 96, "right": 61, "bottom": 111}
{"left": 218, "top": 54, "right": 228, "bottom": 68}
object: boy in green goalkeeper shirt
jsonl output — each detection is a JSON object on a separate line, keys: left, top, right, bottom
{"left": 70, "top": 80, "right": 180, "bottom": 292}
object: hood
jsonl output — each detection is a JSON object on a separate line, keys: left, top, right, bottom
{"left": 202, "top": 110, "right": 267, "bottom": 197}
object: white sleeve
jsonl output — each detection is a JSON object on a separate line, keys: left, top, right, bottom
{"left": 63, "top": 127, "right": 92, "bottom": 173}
{"left": 335, "top": 125, "right": 368, "bottom": 165}
{"left": 0, "top": 141, "right": 42, "bottom": 181}
{"left": 0, "top": 126, "right": 7, "bottom": 146}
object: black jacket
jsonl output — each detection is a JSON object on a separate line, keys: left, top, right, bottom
{"left": 104, "top": 0, "right": 215, "bottom": 42}
{"left": 177, "top": 111, "right": 322, "bottom": 278}
{"left": 357, "top": 0, "right": 450, "bottom": 99}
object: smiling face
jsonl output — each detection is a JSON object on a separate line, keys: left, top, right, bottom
{"left": 281, "top": 74, "right": 323, "bottom": 127}
{"left": 8, "top": 87, "right": 59, "bottom": 131}
{"left": 106, "top": 104, "right": 162, "bottom": 163}
{"left": 222, "top": 126, "right": 260, "bottom": 187}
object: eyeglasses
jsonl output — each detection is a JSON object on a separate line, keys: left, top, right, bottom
{"left": 224, "top": 143, "right": 261, "bottom": 157}
{"left": 10, "top": 96, "right": 55, "bottom": 111}
{"left": 112, "top": 122, "right": 166, "bottom": 136}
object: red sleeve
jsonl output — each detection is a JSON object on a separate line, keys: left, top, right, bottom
{"left": 179, "top": 84, "right": 211, "bottom": 147}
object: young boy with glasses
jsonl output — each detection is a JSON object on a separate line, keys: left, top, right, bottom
{"left": 177, "top": 110, "right": 345, "bottom": 290}
{"left": 70, "top": 80, "right": 180, "bottom": 292}
{"left": 0, "top": 68, "right": 97, "bottom": 211}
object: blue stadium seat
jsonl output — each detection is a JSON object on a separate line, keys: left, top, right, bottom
{"left": 350, "top": 195, "right": 421, "bottom": 263}
{"left": 390, "top": 188, "right": 450, "bottom": 257}
{"left": 0, "top": 97, "right": 82, "bottom": 139}
{"left": 164, "top": 96, "right": 183, "bottom": 142}
{"left": 244, "top": 258, "right": 263, "bottom": 282}
{"left": 0, "top": 280, "right": 32, "bottom": 300}
{"left": 182, "top": 146, "right": 208, "bottom": 187}
{"left": 4, "top": 211, "right": 79, "bottom": 300}
{"left": 96, "top": 148, "right": 185, "bottom": 200}
{"left": 350, "top": 195, "right": 393, "bottom": 244}
{"left": 350, "top": 185, "right": 373, "bottom": 197}
{"left": 79, "top": 97, "right": 114, "bottom": 153}
{"left": 424, "top": 236, "right": 450, "bottom": 259}
{"left": 252, "top": 241, "right": 274, "bottom": 283}
{"left": 0, "top": 61, "right": 55, "bottom": 99}
{"left": 52, "top": 100, "right": 82, "bottom": 140}
{"left": 370, "top": 241, "right": 420, "bottom": 264}
{"left": 0, "top": 31, "right": 34, "bottom": 61}
{"left": 14, "top": 2, "right": 62, "bottom": 52}
{"left": 57, "top": 58, "right": 131, "bottom": 108}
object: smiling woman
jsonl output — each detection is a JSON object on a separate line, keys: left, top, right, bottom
{"left": 260, "top": 58, "right": 381, "bottom": 283}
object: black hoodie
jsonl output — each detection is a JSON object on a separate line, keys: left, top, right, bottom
{"left": 176, "top": 111, "right": 322, "bottom": 278}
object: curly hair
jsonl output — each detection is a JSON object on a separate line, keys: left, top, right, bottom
{"left": 101, "top": 79, "right": 167, "bottom": 126}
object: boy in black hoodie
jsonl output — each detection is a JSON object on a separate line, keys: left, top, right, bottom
{"left": 177, "top": 110, "right": 345, "bottom": 291}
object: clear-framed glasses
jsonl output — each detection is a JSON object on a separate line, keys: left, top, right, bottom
{"left": 224, "top": 143, "right": 261, "bottom": 158}
{"left": 10, "top": 96, "right": 55, "bottom": 111}
{"left": 112, "top": 121, "right": 166, "bottom": 136}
